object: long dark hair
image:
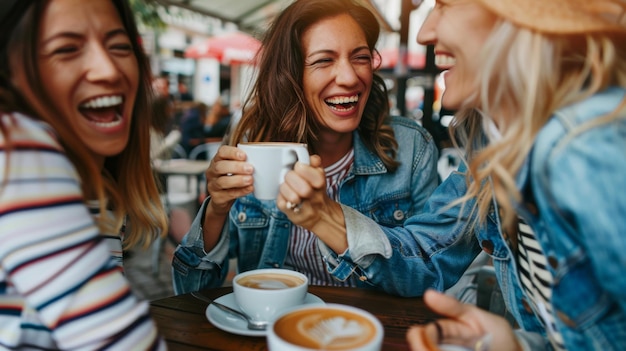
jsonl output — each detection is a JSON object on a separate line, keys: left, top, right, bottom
{"left": 0, "top": 0, "right": 167, "bottom": 248}
{"left": 230, "top": 0, "right": 399, "bottom": 170}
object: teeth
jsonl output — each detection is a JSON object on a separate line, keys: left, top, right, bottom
{"left": 91, "top": 114, "right": 123, "bottom": 128}
{"left": 435, "top": 55, "right": 456, "bottom": 67}
{"left": 325, "top": 95, "right": 359, "bottom": 104}
{"left": 81, "top": 95, "right": 123, "bottom": 109}
{"left": 328, "top": 104, "right": 356, "bottom": 112}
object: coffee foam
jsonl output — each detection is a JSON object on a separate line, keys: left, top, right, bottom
{"left": 236, "top": 273, "right": 304, "bottom": 290}
{"left": 274, "top": 308, "right": 376, "bottom": 350}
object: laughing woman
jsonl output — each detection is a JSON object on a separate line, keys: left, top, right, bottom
{"left": 0, "top": 0, "right": 166, "bottom": 348}
{"left": 172, "top": 0, "right": 440, "bottom": 296}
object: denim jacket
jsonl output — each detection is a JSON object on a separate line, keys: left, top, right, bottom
{"left": 338, "top": 87, "right": 626, "bottom": 350}
{"left": 172, "top": 116, "right": 440, "bottom": 295}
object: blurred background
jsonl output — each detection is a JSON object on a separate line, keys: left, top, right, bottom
{"left": 132, "top": 0, "right": 451, "bottom": 150}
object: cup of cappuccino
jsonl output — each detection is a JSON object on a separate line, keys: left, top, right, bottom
{"left": 237, "top": 142, "right": 310, "bottom": 200}
{"left": 267, "top": 304, "right": 384, "bottom": 351}
{"left": 233, "top": 268, "right": 308, "bottom": 323}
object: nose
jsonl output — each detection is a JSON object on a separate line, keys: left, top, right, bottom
{"left": 334, "top": 58, "right": 360, "bottom": 87}
{"left": 417, "top": 8, "right": 438, "bottom": 46}
{"left": 85, "top": 43, "right": 121, "bottom": 83}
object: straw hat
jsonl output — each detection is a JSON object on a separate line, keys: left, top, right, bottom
{"left": 476, "top": 0, "right": 626, "bottom": 34}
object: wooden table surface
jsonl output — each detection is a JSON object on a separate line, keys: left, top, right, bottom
{"left": 150, "top": 286, "right": 439, "bottom": 350}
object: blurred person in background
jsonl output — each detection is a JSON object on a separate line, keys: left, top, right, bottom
{"left": 172, "top": 0, "right": 439, "bottom": 295}
{"left": 177, "top": 79, "right": 193, "bottom": 102}
{"left": 0, "top": 0, "right": 167, "bottom": 348}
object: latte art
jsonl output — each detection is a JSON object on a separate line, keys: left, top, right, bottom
{"left": 274, "top": 308, "right": 376, "bottom": 350}
{"left": 236, "top": 273, "right": 305, "bottom": 290}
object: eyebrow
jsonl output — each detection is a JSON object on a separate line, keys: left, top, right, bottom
{"left": 307, "top": 45, "right": 371, "bottom": 57}
{"left": 41, "top": 28, "right": 129, "bottom": 46}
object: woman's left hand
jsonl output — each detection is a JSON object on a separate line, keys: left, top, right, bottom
{"left": 406, "top": 290, "right": 522, "bottom": 351}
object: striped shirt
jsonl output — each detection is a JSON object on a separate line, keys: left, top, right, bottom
{"left": 86, "top": 200, "right": 125, "bottom": 268}
{"left": 285, "top": 149, "right": 355, "bottom": 286}
{"left": 0, "top": 113, "right": 165, "bottom": 350}
{"left": 516, "top": 216, "right": 566, "bottom": 351}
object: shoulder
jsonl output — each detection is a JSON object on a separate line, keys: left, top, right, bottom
{"left": 1, "top": 112, "right": 62, "bottom": 150}
{"left": 531, "top": 88, "right": 626, "bottom": 200}
{"left": 534, "top": 87, "right": 626, "bottom": 161}
{"left": 387, "top": 115, "right": 434, "bottom": 142}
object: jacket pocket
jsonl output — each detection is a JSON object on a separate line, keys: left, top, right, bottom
{"left": 368, "top": 196, "right": 413, "bottom": 226}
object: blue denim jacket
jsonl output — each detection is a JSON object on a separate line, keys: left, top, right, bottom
{"left": 339, "top": 87, "right": 626, "bottom": 350}
{"left": 172, "top": 116, "right": 440, "bottom": 295}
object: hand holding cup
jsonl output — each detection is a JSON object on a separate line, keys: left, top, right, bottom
{"left": 237, "top": 142, "right": 310, "bottom": 200}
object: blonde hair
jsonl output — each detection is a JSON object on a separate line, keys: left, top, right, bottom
{"left": 450, "top": 20, "right": 626, "bottom": 231}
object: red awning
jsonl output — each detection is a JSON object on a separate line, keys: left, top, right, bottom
{"left": 378, "top": 47, "right": 425, "bottom": 70}
{"left": 184, "top": 31, "right": 262, "bottom": 65}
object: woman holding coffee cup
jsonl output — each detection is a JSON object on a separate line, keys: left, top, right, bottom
{"left": 172, "top": 0, "right": 439, "bottom": 295}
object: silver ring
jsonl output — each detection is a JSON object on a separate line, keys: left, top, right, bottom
{"left": 286, "top": 201, "right": 302, "bottom": 213}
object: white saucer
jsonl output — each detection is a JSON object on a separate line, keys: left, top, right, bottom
{"left": 206, "top": 292, "right": 325, "bottom": 337}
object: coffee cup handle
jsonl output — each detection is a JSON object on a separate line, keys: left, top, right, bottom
{"left": 292, "top": 146, "right": 310, "bottom": 166}
{"left": 279, "top": 147, "right": 310, "bottom": 183}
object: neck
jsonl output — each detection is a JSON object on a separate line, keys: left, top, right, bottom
{"left": 314, "top": 132, "right": 353, "bottom": 168}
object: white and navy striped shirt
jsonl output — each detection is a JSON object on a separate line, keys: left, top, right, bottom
{"left": 516, "top": 216, "right": 566, "bottom": 351}
{"left": 285, "top": 149, "right": 355, "bottom": 286}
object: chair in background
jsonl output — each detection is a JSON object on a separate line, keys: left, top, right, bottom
{"left": 171, "top": 143, "right": 187, "bottom": 159}
{"left": 189, "top": 140, "right": 222, "bottom": 161}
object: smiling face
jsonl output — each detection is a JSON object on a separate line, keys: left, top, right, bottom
{"left": 417, "top": 0, "right": 497, "bottom": 110}
{"left": 31, "top": 0, "right": 138, "bottom": 165}
{"left": 301, "top": 13, "right": 374, "bottom": 141}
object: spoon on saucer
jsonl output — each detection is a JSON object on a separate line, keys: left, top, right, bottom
{"left": 191, "top": 291, "right": 267, "bottom": 331}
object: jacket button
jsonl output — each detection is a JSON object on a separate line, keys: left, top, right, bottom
{"left": 481, "top": 240, "right": 494, "bottom": 255}
{"left": 548, "top": 256, "right": 559, "bottom": 270}
{"left": 556, "top": 310, "right": 577, "bottom": 328}
{"left": 393, "top": 210, "right": 405, "bottom": 221}
{"left": 237, "top": 212, "right": 247, "bottom": 222}
{"left": 522, "top": 298, "right": 533, "bottom": 313}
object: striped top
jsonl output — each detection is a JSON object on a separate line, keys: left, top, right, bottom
{"left": 285, "top": 149, "right": 355, "bottom": 286}
{"left": 516, "top": 216, "right": 566, "bottom": 351}
{"left": 0, "top": 113, "right": 165, "bottom": 350}
{"left": 86, "top": 200, "right": 125, "bottom": 268}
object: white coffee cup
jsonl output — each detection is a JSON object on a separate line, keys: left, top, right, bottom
{"left": 267, "top": 303, "right": 384, "bottom": 351}
{"left": 237, "top": 142, "right": 310, "bottom": 200}
{"left": 232, "top": 268, "right": 308, "bottom": 323}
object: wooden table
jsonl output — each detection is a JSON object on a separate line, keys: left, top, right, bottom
{"left": 150, "top": 286, "right": 439, "bottom": 350}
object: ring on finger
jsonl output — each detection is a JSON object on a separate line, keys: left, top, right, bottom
{"left": 286, "top": 201, "right": 302, "bottom": 213}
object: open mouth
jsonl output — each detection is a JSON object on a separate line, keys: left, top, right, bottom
{"left": 324, "top": 94, "right": 359, "bottom": 112}
{"left": 78, "top": 95, "right": 124, "bottom": 128}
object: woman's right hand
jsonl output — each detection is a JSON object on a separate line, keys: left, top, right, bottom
{"left": 205, "top": 145, "right": 254, "bottom": 215}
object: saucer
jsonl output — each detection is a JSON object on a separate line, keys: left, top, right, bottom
{"left": 206, "top": 292, "right": 325, "bottom": 337}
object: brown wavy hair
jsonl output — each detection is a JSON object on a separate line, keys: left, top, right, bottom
{"left": 229, "top": 0, "right": 399, "bottom": 170}
{"left": 0, "top": 0, "right": 168, "bottom": 249}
